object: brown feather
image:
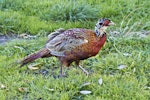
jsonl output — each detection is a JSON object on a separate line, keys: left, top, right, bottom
{"left": 57, "top": 30, "right": 107, "bottom": 67}
{"left": 46, "top": 28, "right": 92, "bottom": 56}
{"left": 19, "top": 48, "right": 50, "bottom": 66}
{"left": 19, "top": 18, "right": 115, "bottom": 76}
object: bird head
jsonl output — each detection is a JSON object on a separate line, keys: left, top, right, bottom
{"left": 95, "top": 18, "right": 115, "bottom": 37}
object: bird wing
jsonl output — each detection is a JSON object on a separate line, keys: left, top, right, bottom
{"left": 47, "top": 28, "right": 66, "bottom": 43}
{"left": 46, "top": 28, "right": 89, "bottom": 56}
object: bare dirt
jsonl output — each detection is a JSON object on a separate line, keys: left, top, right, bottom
{"left": 0, "top": 35, "right": 16, "bottom": 44}
{"left": 0, "top": 33, "right": 36, "bottom": 44}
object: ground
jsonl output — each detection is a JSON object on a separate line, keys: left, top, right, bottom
{"left": 0, "top": 0, "right": 150, "bottom": 99}
{"left": 0, "top": 33, "right": 149, "bottom": 99}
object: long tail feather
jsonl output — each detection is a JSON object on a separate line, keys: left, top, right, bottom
{"left": 19, "top": 48, "right": 51, "bottom": 66}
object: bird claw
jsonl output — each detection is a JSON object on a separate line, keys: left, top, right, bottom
{"left": 58, "top": 74, "right": 67, "bottom": 78}
{"left": 58, "top": 71, "right": 67, "bottom": 78}
{"left": 85, "top": 71, "right": 89, "bottom": 77}
{"left": 84, "top": 70, "right": 89, "bottom": 77}
{"left": 78, "top": 65, "right": 89, "bottom": 76}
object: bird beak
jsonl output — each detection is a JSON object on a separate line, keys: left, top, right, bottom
{"left": 108, "top": 21, "right": 116, "bottom": 26}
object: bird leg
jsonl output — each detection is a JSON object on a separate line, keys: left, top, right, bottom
{"left": 58, "top": 65, "right": 66, "bottom": 77}
{"left": 75, "top": 61, "right": 89, "bottom": 76}
{"left": 58, "top": 60, "right": 68, "bottom": 77}
{"left": 59, "top": 64, "right": 69, "bottom": 77}
{"left": 59, "top": 65, "right": 64, "bottom": 77}
{"left": 78, "top": 65, "right": 89, "bottom": 76}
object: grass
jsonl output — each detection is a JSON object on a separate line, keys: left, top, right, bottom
{"left": 0, "top": 0, "right": 150, "bottom": 34}
{"left": 0, "top": 35, "right": 150, "bottom": 99}
{"left": 0, "top": 0, "right": 150, "bottom": 99}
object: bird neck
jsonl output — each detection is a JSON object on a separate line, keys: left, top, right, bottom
{"left": 95, "top": 26, "right": 107, "bottom": 37}
{"left": 92, "top": 33, "right": 107, "bottom": 55}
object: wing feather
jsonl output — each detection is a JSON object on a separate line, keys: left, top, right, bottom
{"left": 46, "top": 29, "right": 89, "bottom": 56}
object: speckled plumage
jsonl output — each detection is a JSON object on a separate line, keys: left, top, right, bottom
{"left": 19, "top": 18, "right": 115, "bottom": 76}
{"left": 46, "top": 28, "right": 106, "bottom": 67}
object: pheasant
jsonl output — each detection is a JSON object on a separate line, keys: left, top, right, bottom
{"left": 19, "top": 18, "right": 115, "bottom": 77}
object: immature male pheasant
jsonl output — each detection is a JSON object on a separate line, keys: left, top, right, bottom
{"left": 19, "top": 18, "right": 115, "bottom": 77}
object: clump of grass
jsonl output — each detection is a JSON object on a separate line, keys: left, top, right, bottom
{"left": 0, "top": 0, "right": 24, "bottom": 10}
{"left": 0, "top": 10, "right": 95, "bottom": 35}
{"left": 0, "top": 0, "right": 150, "bottom": 34}
{"left": 43, "top": 1, "right": 98, "bottom": 21}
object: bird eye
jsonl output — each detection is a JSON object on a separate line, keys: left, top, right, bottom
{"left": 99, "top": 23, "right": 103, "bottom": 25}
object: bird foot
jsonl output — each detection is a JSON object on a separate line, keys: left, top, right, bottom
{"left": 78, "top": 65, "right": 89, "bottom": 76}
{"left": 58, "top": 72, "right": 67, "bottom": 78}
{"left": 58, "top": 74, "right": 67, "bottom": 78}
